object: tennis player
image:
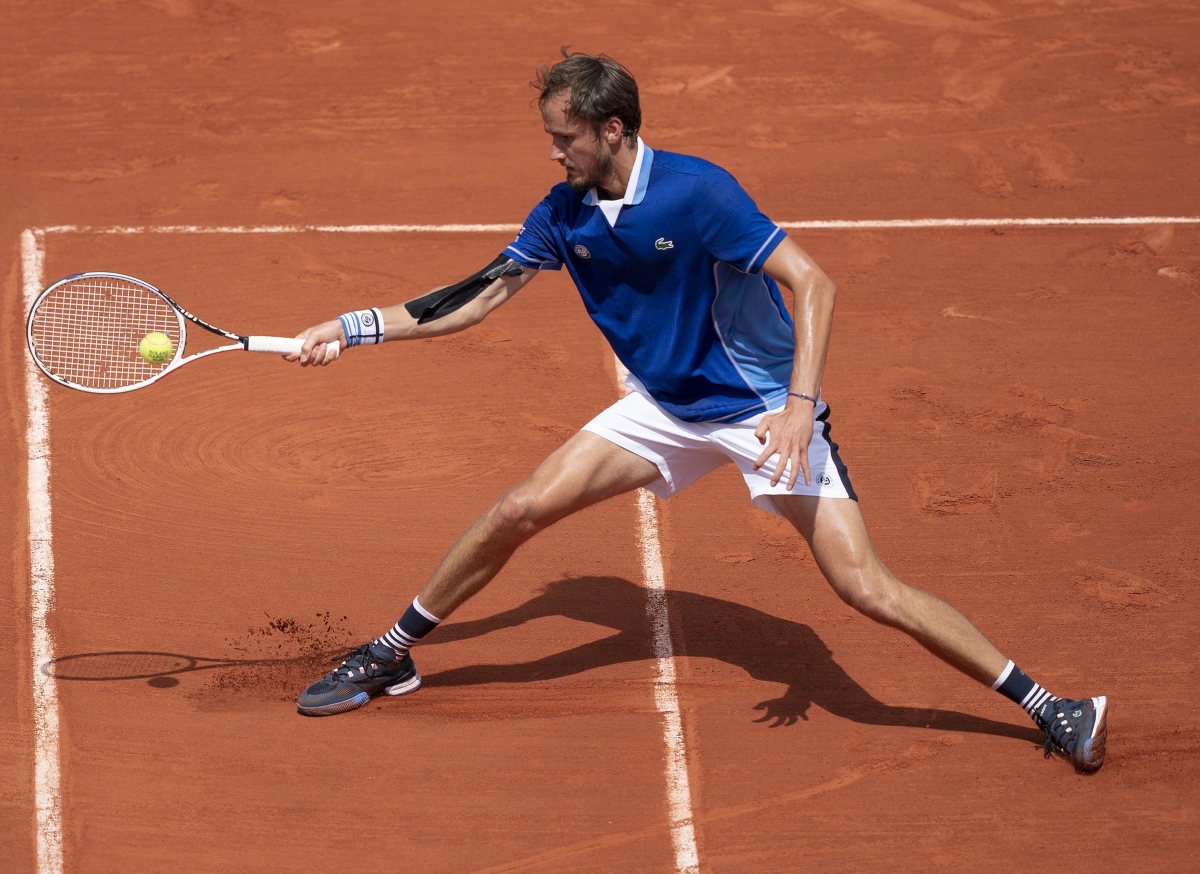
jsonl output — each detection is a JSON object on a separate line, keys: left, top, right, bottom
{"left": 287, "top": 52, "right": 1107, "bottom": 771}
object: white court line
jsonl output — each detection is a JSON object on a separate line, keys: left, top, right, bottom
{"left": 34, "top": 214, "right": 1200, "bottom": 235}
{"left": 779, "top": 215, "right": 1200, "bottom": 229}
{"left": 38, "top": 223, "right": 525, "bottom": 235}
{"left": 612, "top": 359, "right": 700, "bottom": 874}
{"left": 22, "top": 229, "right": 62, "bottom": 874}
{"left": 638, "top": 491, "right": 701, "bottom": 874}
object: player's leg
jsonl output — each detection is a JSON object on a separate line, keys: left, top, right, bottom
{"left": 769, "top": 494, "right": 1006, "bottom": 683}
{"left": 414, "top": 431, "right": 661, "bottom": 618}
{"left": 716, "top": 400, "right": 1106, "bottom": 770}
{"left": 770, "top": 493, "right": 1107, "bottom": 770}
{"left": 297, "top": 431, "right": 660, "bottom": 717}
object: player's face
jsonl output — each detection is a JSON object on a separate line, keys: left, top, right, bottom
{"left": 542, "top": 92, "right": 613, "bottom": 194}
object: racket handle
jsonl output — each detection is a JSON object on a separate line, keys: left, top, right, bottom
{"left": 246, "top": 336, "right": 341, "bottom": 356}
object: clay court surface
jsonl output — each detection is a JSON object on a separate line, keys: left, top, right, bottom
{"left": 3, "top": 1, "right": 1199, "bottom": 872}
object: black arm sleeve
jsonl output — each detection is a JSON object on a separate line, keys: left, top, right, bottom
{"left": 403, "top": 255, "right": 526, "bottom": 325}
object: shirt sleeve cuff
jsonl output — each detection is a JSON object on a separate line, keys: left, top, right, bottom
{"left": 504, "top": 245, "right": 562, "bottom": 271}
{"left": 747, "top": 226, "right": 785, "bottom": 274}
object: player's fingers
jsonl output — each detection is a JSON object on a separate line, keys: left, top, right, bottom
{"left": 317, "top": 341, "right": 340, "bottom": 366}
{"left": 296, "top": 321, "right": 342, "bottom": 365}
{"left": 784, "top": 441, "right": 810, "bottom": 490}
{"left": 753, "top": 438, "right": 776, "bottom": 471}
{"left": 785, "top": 449, "right": 800, "bottom": 490}
{"left": 784, "top": 448, "right": 809, "bottom": 490}
{"left": 770, "top": 459, "right": 786, "bottom": 487}
{"left": 296, "top": 332, "right": 317, "bottom": 365}
{"left": 285, "top": 332, "right": 308, "bottom": 363}
{"left": 769, "top": 450, "right": 788, "bottom": 487}
{"left": 754, "top": 417, "right": 770, "bottom": 445}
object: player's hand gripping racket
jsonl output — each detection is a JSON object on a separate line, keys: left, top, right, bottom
{"left": 26, "top": 272, "right": 336, "bottom": 393}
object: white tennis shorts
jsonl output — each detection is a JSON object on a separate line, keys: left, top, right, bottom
{"left": 582, "top": 382, "right": 857, "bottom": 518}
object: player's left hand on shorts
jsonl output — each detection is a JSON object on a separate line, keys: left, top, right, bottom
{"left": 288, "top": 320, "right": 344, "bottom": 367}
{"left": 753, "top": 402, "right": 814, "bottom": 490}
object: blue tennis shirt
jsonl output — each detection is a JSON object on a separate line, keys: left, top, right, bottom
{"left": 504, "top": 140, "right": 792, "bottom": 423}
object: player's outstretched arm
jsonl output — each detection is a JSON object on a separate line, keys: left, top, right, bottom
{"left": 753, "top": 236, "right": 838, "bottom": 488}
{"left": 289, "top": 266, "right": 537, "bottom": 366}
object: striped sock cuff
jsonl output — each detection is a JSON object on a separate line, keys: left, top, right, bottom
{"left": 377, "top": 597, "right": 442, "bottom": 657}
{"left": 990, "top": 660, "right": 1015, "bottom": 691}
{"left": 993, "top": 660, "right": 1058, "bottom": 726}
{"left": 411, "top": 596, "right": 442, "bottom": 624}
{"left": 1022, "top": 685, "right": 1056, "bottom": 724}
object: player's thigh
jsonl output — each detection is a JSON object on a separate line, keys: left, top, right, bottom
{"left": 511, "top": 430, "right": 661, "bottom": 525}
{"left": 767, "top": 494, "right": 885, "bottom": 589}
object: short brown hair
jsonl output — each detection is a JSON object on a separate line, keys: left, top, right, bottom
{"left": 534, "top": 49, "right": 641, "bottom": 144}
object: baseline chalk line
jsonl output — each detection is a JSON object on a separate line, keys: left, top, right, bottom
{"left": 779, "top": 215, "right": 1200, "bottom": 229}
{"left": 37, "top": 223, "right": 525, "bottom": 235}
{"left": 34, "top": 215, "right": 1200, "bottom": 236}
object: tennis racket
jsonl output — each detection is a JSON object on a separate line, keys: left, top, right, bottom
{"left": 26, "top": 271, "right": 336, "bottom": 393}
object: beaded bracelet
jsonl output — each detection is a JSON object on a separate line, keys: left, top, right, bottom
{"left": 338, "top": 308, "right": 385, "bottom": 347}
{"left": 788, "top": 391, "right": 819, "bottom": 405}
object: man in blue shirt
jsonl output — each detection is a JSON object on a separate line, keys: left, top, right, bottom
{"left": 287, "top": 52, "right": 1106, "bottom": 771}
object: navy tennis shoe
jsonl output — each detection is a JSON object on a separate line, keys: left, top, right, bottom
{"left": 1039, "top": 696, "right": 1108, "bottom": 772}
{"left": 297, "top": 641, "right": 421, "bottom": 717}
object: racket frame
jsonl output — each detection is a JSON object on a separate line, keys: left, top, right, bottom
{"left": 26, "top": 271, "right": 312, "bottom": 394}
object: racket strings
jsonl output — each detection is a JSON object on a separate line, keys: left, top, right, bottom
{"left": 30, "top": 275, "right": 182, "bottom": 390}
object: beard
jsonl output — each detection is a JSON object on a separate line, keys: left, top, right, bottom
{"left": 565, "top": 139, "right": 614, "bottom": 193}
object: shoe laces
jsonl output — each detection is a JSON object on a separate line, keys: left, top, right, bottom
{"left": 1041, "top": 699, "right": 1082, "bottom": 758}
{"left": 329, "top": 643, "right": 392, "bottom": 682}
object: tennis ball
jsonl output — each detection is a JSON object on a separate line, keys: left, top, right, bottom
{"left": 138, "top": 331, "right": 173, "bottom": 364}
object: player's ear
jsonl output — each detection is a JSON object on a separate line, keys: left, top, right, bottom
{"left": 604, "top": 117, "right": 623, "bottom": 145}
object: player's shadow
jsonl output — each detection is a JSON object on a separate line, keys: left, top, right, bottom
{"left": 424, "top": 575, "right": 1041, "bottom": 743}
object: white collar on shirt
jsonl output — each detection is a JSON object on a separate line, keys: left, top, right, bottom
{"left": 583, "top": 137, "right": 646, "bottom": 228}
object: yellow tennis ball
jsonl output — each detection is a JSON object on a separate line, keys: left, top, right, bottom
{"left": 138, "top": 331, "right": 174, "bottom": 364}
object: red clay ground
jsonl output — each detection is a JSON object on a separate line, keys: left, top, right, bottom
{"left": 3, "top": 1, "right": 1199, "bottom": 872}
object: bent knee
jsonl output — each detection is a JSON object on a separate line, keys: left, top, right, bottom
{"left": 490, "top": 489, "right": 547, "bottom": 540}
{"left": 832, "top": 575, "right": 903, "bottom": 625}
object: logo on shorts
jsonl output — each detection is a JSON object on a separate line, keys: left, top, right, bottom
{"left": 655, "top": 238, "right": 674, "bottom": 250}
{"left": 818, "top": 474, "right": 832, "bottom": 487}
{"left": 574, "top": 244, "right": 592, "bottom": 259}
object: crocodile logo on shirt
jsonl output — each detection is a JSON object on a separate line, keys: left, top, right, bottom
{"left": 655, "top": 238, "right": 674, "bottom": 250}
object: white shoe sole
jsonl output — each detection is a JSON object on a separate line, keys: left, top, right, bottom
{"left": 385, "top": 670, "right": 422, "bottom": 696}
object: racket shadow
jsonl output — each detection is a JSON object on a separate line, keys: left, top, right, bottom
{"left": 44, "top": 650, "right": 329, "bottom": 683}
